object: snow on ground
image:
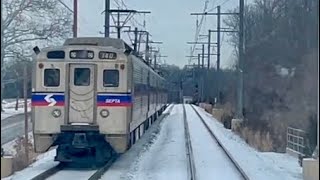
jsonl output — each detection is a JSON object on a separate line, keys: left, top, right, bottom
{"left": 1, "top": 131, "right": 58, "bottom": 180}
{"left": 128, "top": 104, "right": 188, "bottom": 180}
{"left": 2, "top": 132, "right": 34, "bottom": 156}
{"left": 47, "top": 168, "right": 97, "bottom": 180}
{"left": 2, "top": 104, "right": 175, "bottom": 180}
{"left": 3, "top": 104, "right": 302, "bottom": 180}
{"left": 1, "top": 99, "right": 31, "bottom": 120}
{"left": 185, "top": 105, "right": 243, "bottom": 180}
{"left": 1, "top": 109, "right": 26, "bottom": 120}
{"left": 102, "top": 104, "right": 189, "bottom": 180}
{"left": 2, "top": 149, "right": 58, "bottom": 180}
{"left": 193, "top": 105, "right": 303, "bottom": 180}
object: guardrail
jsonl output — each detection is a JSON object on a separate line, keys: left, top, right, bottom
{"left": 286, "top": 127, "right": 306, "bottom": 157}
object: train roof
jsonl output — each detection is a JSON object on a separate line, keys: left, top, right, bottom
{"left": 37, "top": 37, "right": 165, "bottom": 79}
{"left": 63, "top": 37, "right": 133, "bottom": 52}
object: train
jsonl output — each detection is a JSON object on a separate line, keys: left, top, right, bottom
{"left": 31, "top": 37, "right": 168, "bottom": 165}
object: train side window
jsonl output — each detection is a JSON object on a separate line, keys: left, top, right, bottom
{"left": 103, "top": 70, "right": 119, "bottom": 87}
{"left": 44, "top": 69, "right": 60, "bottom": 87}
{"left": 74, "top": 68, "right": 90, "bottom": 86}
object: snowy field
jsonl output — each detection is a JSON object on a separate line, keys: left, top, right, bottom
{"left": 1, "top": 99, "right": 31, "bottom": 120}
{"left": 2, "top": 104, "right": 302, "bottom": 180}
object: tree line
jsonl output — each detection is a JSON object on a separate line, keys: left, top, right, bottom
{"left": 222, "top": 0, "right": 318, "bottom": 153}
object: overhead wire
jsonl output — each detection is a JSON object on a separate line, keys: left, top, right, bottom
{"left": 207, "top": 0, "right": 232, "bottom": 12}
{"left": 190, "top": 0, "right": 210, "bottom": 64}
{"left": 190, "top": 0, "right": 233, "bottom": 65}
{"left": 57, "top": 0, "right": 93, "bottom": 35}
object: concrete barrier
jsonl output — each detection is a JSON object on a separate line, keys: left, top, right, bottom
{"left": 1, "top": 156, "right": 13, "bottom": 178}
{"left": 303, "top": 158, "right": 319, "bottom": 180}
{"left": 204, "top": 104, "right": 212, "bottom": 114}
{"left": 231, "top": 119, "right": 243, "bottom": 132}
{"left": 198, "top": 103, "right": 213, "bottom": 114}
{"left": 212, "top": 108, "right": 223, "bottom": 122}
{"left": 199, "top": 103, "right": 206, "bottom": 109}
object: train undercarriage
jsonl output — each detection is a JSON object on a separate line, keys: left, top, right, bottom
{"left": 52, "top": 106, "right": 167, "bottom": 167}
{"left": 53, "top": 129, "right": 116, "bottom": 167}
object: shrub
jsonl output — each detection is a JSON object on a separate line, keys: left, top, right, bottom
{"left": 12, "top": 136, "right": 37, "bottom": 171}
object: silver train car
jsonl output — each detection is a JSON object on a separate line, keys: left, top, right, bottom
{"left": 31, "top": 37, "right": 168, "bottom": 164}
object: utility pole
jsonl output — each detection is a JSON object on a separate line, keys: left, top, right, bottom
{"left": 201, "top": 44, "right": 205, "bottom": 102}
{"left": 198, "top": 54, "right": 201, "bottom": 69}
{"left": 116, "top": 8, "right": 121, "bottom": 38}
{"left": 194, "top": 54, "right": 201, "bottom": 102}
{"left": 201, "top": 44, "right": 205, "bottom": 68}
{"left": 191, "top": 6, "right": 239, "bottom": 106}
{"left": 125, "top": 29, "right": 147, "bottom": 54}
{"left": 186, "top": 52, "right": 219, "bottom": 102}
{"left": 23, "top": 65, "right": 29, "bottom": 163}
{"left": 238, "top": 0, "right": 244, "bottom": 119}
{"left": 133, "top": 27, "right": 138, "bottom": 52}
{"left": 206, "top": 29, "right": 211, "bottom": 102}
{"left": 1, "top": 0, "right": 4, "bottom": 112}
{"left": 150, "top": 49, "right": 167, "bottom": 69}
{"left": 153, "top": 53, "right": 157, "bottom": 68}
{"left": 125, "top": 29, "right": 162, "bottom": 63}
{"left": 105, "top": 9, "right": 150, "bottom": 39}
{"left": 217, "top": 5, "right": 221, "bottom": 104}
{"left": 207, "top": 30, "right": 211, "bottom": 69}
{"left": 156, "top": 55, "right": 167, "bottom": 68}
{"left": 145, "top": 32, "right": 150, "bottom": 64}
{"left": 186, "top": 42, "right": 217, "bottom": 66}
{"left": 217, "top": 6, "right": 221, "bottom": 72}
{"left": 73, "top": 0, "right": 78, "bottom": 37}
{"left": 104, "top": 0, "right": 110, "bottom": 37}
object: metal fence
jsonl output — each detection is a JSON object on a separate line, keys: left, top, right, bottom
{"left": 286, "top": 127, "right": 306, "bottom": 157}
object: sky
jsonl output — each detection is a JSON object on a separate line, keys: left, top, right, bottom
{"left": 62, "top": 0, "right": 245, "bottom": 68}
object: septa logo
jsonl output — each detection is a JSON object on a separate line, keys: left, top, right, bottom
{"left": 105, "top": 99, "right": 121, "bottom": 103}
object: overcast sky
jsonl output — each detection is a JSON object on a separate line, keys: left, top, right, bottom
{"left": 63, "top": 0, "right": 246, "bottom": 68}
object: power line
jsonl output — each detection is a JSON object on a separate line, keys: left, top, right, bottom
{"left": 114, "top": 0, "right": 145, "bottom": 30}
{"left": 188, "top": 0, "right": 234, "bottom": 65}
{"left": 57, "top": 0, "right": 92, "bottom": 36}
{"left": 57, "top": 0, "right": 73, "bottom": 13}
{"left": 207, "top": 0, "right": 232, "bottom": 12}
{"left": 190, "top": 0, "right": 210, "bottom": 64}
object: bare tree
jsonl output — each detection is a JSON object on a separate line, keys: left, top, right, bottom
{"left": 223, "top": 0, "right": 318, "bottom": 151}
{"left": 1, "top": 0, "right": 72, "bottom": 111}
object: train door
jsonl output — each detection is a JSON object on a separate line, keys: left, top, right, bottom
{"left": 68, "top": 64, "right": 96, "bottom": 124}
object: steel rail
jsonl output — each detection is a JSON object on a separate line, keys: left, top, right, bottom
{"left": 190, "top": 105, "right": 250, "bottom": 180}
{"left": 183, "top": 104, "right": 197, "bottom": 180}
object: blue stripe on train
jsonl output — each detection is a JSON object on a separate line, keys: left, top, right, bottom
{"left": 31, "top": 94, "right": 65, "bottom": 102}
{"left": 97, "top": 94, "right": 132, "bottom": 103}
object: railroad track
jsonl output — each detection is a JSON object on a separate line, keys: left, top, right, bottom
{"left": 31, "top": 155, "right": 119, "bottom": 180}
{"left": 189, "top": 104, "right": 250, "bottom": 180}
{"left": 183, "top": 104, "right": 197, "bottom": 180}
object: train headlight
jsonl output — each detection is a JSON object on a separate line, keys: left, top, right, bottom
{"left": 52, "top": 109, "right": 61, "bottom": 118}
{"left": 100, "top": 109, "right": 109, "bottom": 118}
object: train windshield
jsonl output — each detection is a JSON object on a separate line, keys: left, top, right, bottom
{"left": 74, "top": 68, "right": 90, "bottom": 86}
{"left": 103, "top": 70, "right": 119, "bottom": 87}
{"left": 44, "top": 69, "right": 60, "bottom": 87}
